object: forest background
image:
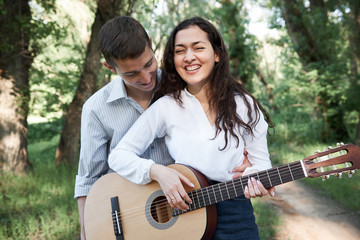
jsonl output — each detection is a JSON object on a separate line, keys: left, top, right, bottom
{"left": 0, "top": 0, "right": 359, "bottom": 239}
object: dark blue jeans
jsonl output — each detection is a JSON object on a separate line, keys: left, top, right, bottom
{"left": 211, "top": 195, "right": 260, "bottom": 240}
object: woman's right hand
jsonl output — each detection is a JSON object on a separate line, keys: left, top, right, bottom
{"left": 149, "top": 164, "right": 194, "bottom": 211}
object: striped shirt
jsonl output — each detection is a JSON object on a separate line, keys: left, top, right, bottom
{"left": 74, "top": 73, "right": 174, "bottom": 198}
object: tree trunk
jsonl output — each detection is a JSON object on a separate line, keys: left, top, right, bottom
{"left": 0, "top": 0, "right": 32, "bottom": 173}
{"left": 55, "top": 0, "right": 136, "bottom": 166}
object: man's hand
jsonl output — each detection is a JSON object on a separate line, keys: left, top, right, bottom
{"left": 231, "top": 149, "right": 251, "bottom": 179}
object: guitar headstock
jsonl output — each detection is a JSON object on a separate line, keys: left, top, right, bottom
{"left": 303, "top": 143, "right": 360, "bottom": 179}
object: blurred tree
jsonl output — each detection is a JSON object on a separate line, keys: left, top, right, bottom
{"left": 342, "top": 0, "right": 360, "bottom": 145}
{"left": 213, "top": 0, "right": 258, "bottom": 86}
{"left": 269, "top": 0, "right": 357, "bottom": 142}
{"left": 0, "top": 0, "right": 58, "bottom": 173}
{"left": 29, "top": 0, "right": 94, "bottom": 119}
{"left": 55, "top": 0, "right": 136, "bottom": 166}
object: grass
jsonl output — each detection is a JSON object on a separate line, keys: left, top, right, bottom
{"left": 253, "top": 198, "right": 280, "bottom": 239}
{"left": 0, "top": 129, "right": 79, "bottom": 239}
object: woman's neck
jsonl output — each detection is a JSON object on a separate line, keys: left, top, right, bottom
{"left": 187, "top": 83, "right": 216, "bottom": 126}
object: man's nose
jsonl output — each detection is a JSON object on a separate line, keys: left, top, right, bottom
{"left": 139, "top": 70, "right": 152, "bottom": 83}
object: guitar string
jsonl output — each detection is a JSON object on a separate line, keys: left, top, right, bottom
{"left": 108, "top": 164, "right": 306, "bottom": 223}
{"left": 112, "top": 164, "right": 306, "bottom": 221}
{"left": 111, "top": 153, "right": 352, "bottom": 226}
{"left": 114, "top": 164, "right": 304, "bottom": 219}
{"left": 110, "top": 171, "right": 307, "bottom": 228}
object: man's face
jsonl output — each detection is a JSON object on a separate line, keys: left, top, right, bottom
{"left": 106, "top": 46, "right": 158, "bottom": 94}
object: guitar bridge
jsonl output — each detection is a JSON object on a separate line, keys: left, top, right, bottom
{"left": 111, "top": 196, "right": 124, "bottom": 240}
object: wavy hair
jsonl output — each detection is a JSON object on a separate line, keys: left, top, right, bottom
{"left": 153, "top": 17, "right": 274, "bottom": 150}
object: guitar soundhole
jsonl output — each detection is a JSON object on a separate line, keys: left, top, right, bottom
{"left": 150, "top": 196, "right": 173, "bottom": 223}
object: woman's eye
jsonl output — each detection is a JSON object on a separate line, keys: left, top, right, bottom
{"left": 175, "top": 49, "right": 184, "bottom": 54}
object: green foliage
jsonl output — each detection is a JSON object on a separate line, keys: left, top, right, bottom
{"left": 265, "top": 0, "right": 359, "bottom": 142}
{"left": 29, "top": 0, "right": 94, "bottom": 118}
{"left": 213, "top": 0, "right": 259, "bottom": 88}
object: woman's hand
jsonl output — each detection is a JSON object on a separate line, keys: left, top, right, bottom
{"left": 243, "top": 169, "right": 275, "bottom": 199}
{"left": 150, "top": 164, "right": 194, "bottom": 211}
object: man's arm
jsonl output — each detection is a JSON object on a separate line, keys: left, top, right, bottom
{"left": 75, "top": 104, "right": 110, "bottom": 240}
{"left": 77, "top": 197, "right": 87, "bottom": 240}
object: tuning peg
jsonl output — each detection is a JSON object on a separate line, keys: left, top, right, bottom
{"left": 347, "top": 170, "right": 356, "bottom": 178}
{"left": 321, "top": 175, "right": 330, "bottom": 181}
{"left": 335, "top": 172, "right": 342, "bottom": 178}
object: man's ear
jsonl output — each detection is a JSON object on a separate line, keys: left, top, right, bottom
{"left": 103, "top": 61, "right": 117, "bottom": 74}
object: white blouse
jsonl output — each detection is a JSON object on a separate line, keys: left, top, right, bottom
{"left": 108, "top": 89, "right": 272, "bottom": 185}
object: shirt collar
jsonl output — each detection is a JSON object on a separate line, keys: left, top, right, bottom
{"left": 106, "top": 69, "right": 162, "bottom": 103}
{"left": 106, "top": 76, "right": 128, "bottom": 103}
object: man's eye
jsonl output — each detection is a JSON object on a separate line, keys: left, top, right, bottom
{"left": 145, "top": 61, "right": 153, "bottom": 67}
{"left": 124, "top": 73, "right": 136, "bottom": 77}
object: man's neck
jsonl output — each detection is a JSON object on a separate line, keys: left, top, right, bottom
{"left": 126, "top": 87, "right": 154, "bottom": 110}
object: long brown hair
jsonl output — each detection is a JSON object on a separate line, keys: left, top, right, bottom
{"left": 153, "top": 17, "right": 273, "bottom": 150}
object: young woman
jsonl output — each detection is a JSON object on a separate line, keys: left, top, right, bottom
{"left": 109, "top": 17, "right": 274, "bottom": 239}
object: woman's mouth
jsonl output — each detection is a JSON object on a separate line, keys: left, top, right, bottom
{"left": 185, "top": 65, "right": 201, "bottom": 72}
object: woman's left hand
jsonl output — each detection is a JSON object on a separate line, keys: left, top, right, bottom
{"left": 243, "top": 170, "right": 275, "bottom": 199}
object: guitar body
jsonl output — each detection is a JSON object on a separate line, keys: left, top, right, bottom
{"left": 84, "top": 164, "right": 217, "bottom": 240}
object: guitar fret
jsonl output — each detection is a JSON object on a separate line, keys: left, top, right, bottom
{"left": 225, "top": 183, "right": 231, "bottom": 199}
{"left": 201, "top": 188, "right": 206, "bottom": 208}
{"left": 232, "top": 180, "right": 238, "bottom": 196}
{"left": 188, "top": 192, "right": 195, "bottom": 211}
{"left": 287, "top": 164, "right": 295, "bottom": 181}
{"left": 218, "top": 184, "right": 224, "bottom": 201}
{"left": 239, "top": 178, "right": 246, "bottom": 195}
{"left": 212, "top": 185, "right": 217, "bottom": 203}
{"left": 204, "top": 187, "right": 211, "bottom": 206}
{"left": 266, "top": 170, "right": 273, "bottom": 187}
{"left": 193, "top": 190, "right": 200, "bottom": 209}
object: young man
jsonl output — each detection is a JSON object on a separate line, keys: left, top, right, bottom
{"left": 74, "top": 16, "right": 271, "bottom": 240}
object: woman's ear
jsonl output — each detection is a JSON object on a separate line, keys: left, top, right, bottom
{"left": 215, "top": 52, "right": 220, "bottom": 62}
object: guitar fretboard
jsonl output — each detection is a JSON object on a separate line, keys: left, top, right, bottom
{"left": 173, "top": 161, "right": 306, "bottom": 216}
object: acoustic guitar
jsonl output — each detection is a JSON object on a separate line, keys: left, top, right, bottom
{"left": 84, "top": 143, "right": 360, "bottom": 240}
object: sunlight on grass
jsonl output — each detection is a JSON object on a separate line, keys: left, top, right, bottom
{"left": 0, "top": 132, "right": 79, "bottom": 240}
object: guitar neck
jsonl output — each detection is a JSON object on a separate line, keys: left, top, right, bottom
{"left": 174, "top": 161, "right": 306, "bottom": 216}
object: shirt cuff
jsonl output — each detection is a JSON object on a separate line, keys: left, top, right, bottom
{"left": 74, "top": 175, "right": 98, "bottom": 199}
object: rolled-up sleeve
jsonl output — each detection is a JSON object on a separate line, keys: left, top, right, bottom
{"left": 74, "top": 104, "right": 109, "bottom": 198}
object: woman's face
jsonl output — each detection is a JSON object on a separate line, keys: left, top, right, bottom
{"left": 173, "top": 25, "right": 219, "bottom": 93}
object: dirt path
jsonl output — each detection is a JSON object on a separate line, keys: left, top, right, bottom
{"left": 263, "top": 181, "right": 360, "bottom": 240}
